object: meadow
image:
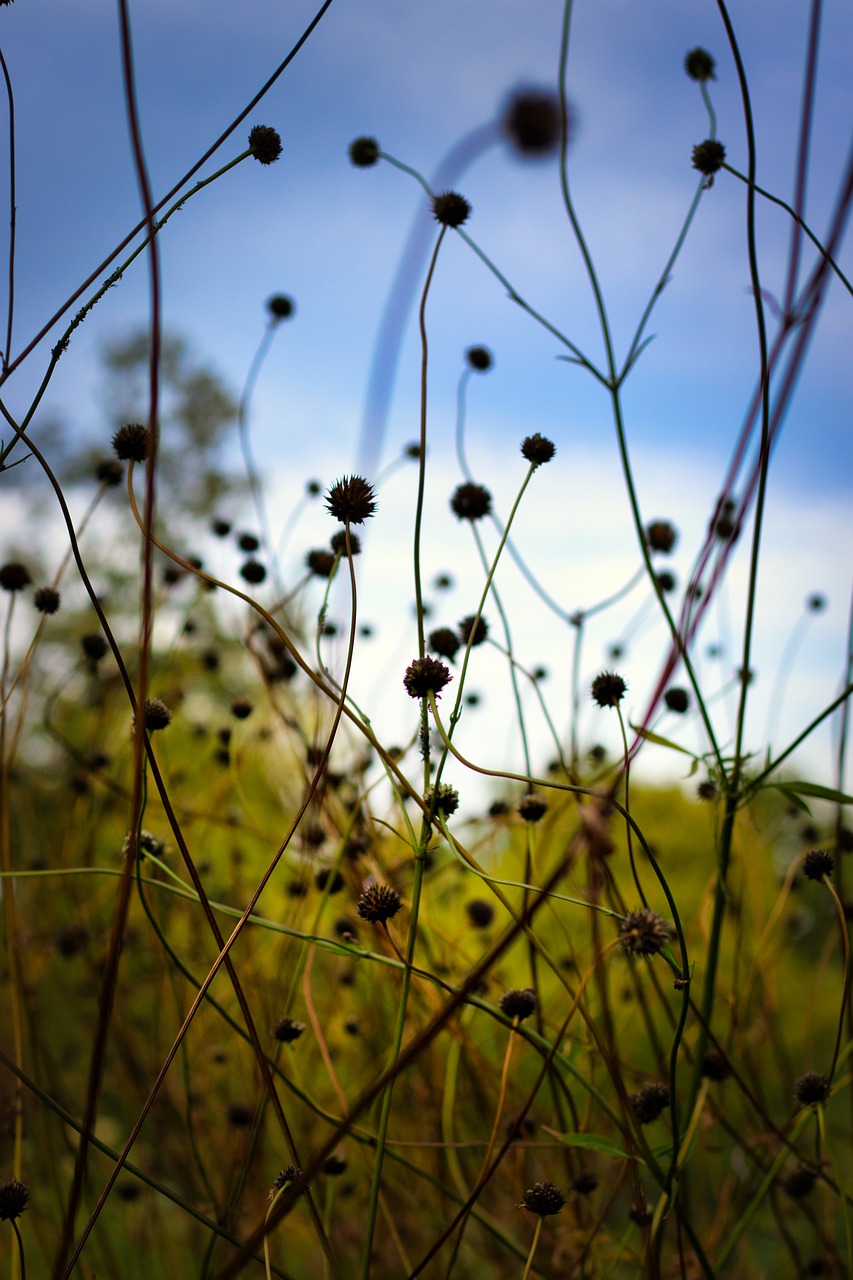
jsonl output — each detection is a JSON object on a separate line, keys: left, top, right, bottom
{"left": 0, "top": 2, "right": 851, "bottom": 1277}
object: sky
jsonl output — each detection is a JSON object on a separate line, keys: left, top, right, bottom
{"left": 1, "top": 0, "right": 852, "bottom": 806}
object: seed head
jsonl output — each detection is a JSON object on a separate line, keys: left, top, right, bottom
{"left": 0, "top": 562, "right": 32, "bottom": 592}
{"left": 239, "top": 559, "right": 266, "bottom": 585}
{"left": 466, "top": 899, "right": 494, "bottom": 928}
{"left": 518, "top": 793, "right": 548, "bottom": 823}
{"left": 656, "top": 570, "right": 677, "bottom": 593}
{"left": 450, "top": 482, "right": 492, "bottom": 521}
{"left": 357, "top": 883, "right": 402, "bottom": 924}
{"left": 630, "top": 1081, "right": 670, "bottom": 1124}
{"left": 348, "top": 136, "right": 380, "bottom": 167}
{"left": 428, "top": 627, "right": 461, "bottom": 661}
{"left": 572, "top": 1169, "right": 599, "bottom": 1195}
{"left": 112, "top": 423, "right": 149, "bottom": 463}
{"left": 96, "top": 458, "right": 124, "bottom": 486}
{"left": 238, "top": 531, "right": 259, "bottom": 552}
{"left": 458, "top": 614, "right": 488, "bottom": 647}
{"left": 782, "top": 1166, "right": 817, "bottom": 1199}
{"left": 403, "top": 655, "right": 452, "bottom": 700}
{"left": 322, "top": 1153, "right": 348, "bottom": 1176}
{"left": 249, "top": 125, "right": 282, "bottom": 165}
{"left": 521, "top": 434, "right": 556, "bottom": 466}
{"left": 794, "top": 1071, "right": 831, "bottom": 1107}
{"left": 807, "top": 593, "right": 827, "bottom": 613}
{"left": 700, "top": 1049, "right": 732, "bottom": 1082}
{"left": 0, "top": 1179, "right": 29, "bottom": 1221}
{"left": 465, "top": 345, "right": 493, "bottom": 372}
{"left": 520, "top": 1180, "right": 565, "bottom": 1215}
{"left": 499, "top": 987, "right": 537, "bottom": 1021}
{"left": 684, "top": 48, "right": 716, "bottom": 82}
{"left": 325, "top": 475, "right": 377, "bottom": 525}
{"left": 271, "top": 1016, "right": 305, "bottom": 1044}
{"left": 271, "top": 1164, "right": 309, "bottom": 1197}
{"left": 645, "top": 519, "right": 678, "bottom": 554}
{"left": 802, "top": 849, "right": 834, "bottom": 882}
{"left": 591, "top": 671, "right": 627, "bottom": 708}
{"left": 230, "top": 696, "right": 254, "bottom": 720}
{"left": 432, "top": 191, "right": 471, "bottom": 228}
{"left": 692, "top": 139, "right": 726, "bottom": 176}
{"left": 143, "top": 698, "right": 172, "bottom": 732}
{"left": 426, "top": 783, "right": 459, "bottom": 817}
{"left": 267, "top": 294, "right": 294, "bottom": 321}
{"left": 33, "top": 586, "right": 61, "bottom": 614}
{"left": 619, "top": 909, "right": 672, "bottom": 956}
{"left": 502, "top": 89, "right": 563, "bottom": 158}
{"left": 307, "top": 549, "right": 335, "bottom": 579}
{"left": 664, "top": 687, "right": 689, "bottom": 714}
{"left": 81, "top": 633, "right": 108, "bottom": 662}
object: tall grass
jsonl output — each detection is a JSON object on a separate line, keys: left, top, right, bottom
{"left": 0, "top": 1, "right": 851, "bottom": 1277}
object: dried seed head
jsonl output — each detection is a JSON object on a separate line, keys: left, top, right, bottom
{"left": 571, "top": 1169, "right": 598, "bottom": 1195}
{"left": 466, "top": 899, "right": 494, "bottom": 928}
{"left": 0, "top": 1179, "right": 30, "bottom": 1221}
{"left": 357, "top": 883, "right": 402, "bottom": 923}
{"left": 518, "top": 793, "right": 548, "bottom": 823}
{"left": 591, "top": 671, "right": 627, "bottom": 708}
{"left": 331, "top": 530, "right": 362, "bottom": 557}
{"left": 425, "top": 783, "right": 460, "bottom": 817}
{"left": 271, "top": 1016, "right": 305, "bottom": 1044}
{"left": 325, "top": 475, "right": 377, "bottom": 524}
{"left": 33, "top": 586, "right": 60, "bottom": 614}
{"left": 630, "top": 1081, "right": 670, "bottom": 1124}
{"left": 450, "top": 482, "right": 492, "bottom": 521}
{"left": 619, "top": 909, "right": 672, "bottom": 956}
{"left": 684, "top": 48, "right": 716, "bottom": 82}
{"left": 782, "top": 1166, "right": 817, "bottom": 1199}
{"left": 465, "top": 345, "right": 493, "bottom": 372}
{"left": 238, "top": 532, "right": 260, "bottom": 552}
{"left": 521, "top": 433, "right": 556, "bottom": 466}
{"left": 322, "top": 1153, "right": 348, "bottom": 1176}
{"left": 112, "top": 423, "right": 149, "bottom": 463}
{"left": 802, "top": 849, "right": 835, "bottom": 881}
{"left": 807, "top": 593, "right": 827, "bottom": 613}
{"left": 96, "top": 458, "right": 124, "bottom": 486}
{"left": 0, "top": 562, "right": 32, "bottom": 592}
{"left": 428, "top": 627, "right": 461, "bottom": 661}
{"left": 271, "top": 1164, "right": 309, "bottom": 1197}
{"left": 645, "top": 520, "right": 678, "bottom": 554}
{"left": 499, "top": 987, "right": 537, "bottom": 1021}
{"left": 692, "top": 139, "right": 726, "bottom": 176}
{"left": 143, "top": 698, "right": 172, "bottom": 732}
{"left": 403, "top": 655, "right": 452, "bottom": 700}
{"left": 306, "top": 549, "right": 335, "bottom": 579}
{"left": 267, "top": 294, "right": 294, "bottom": 321}
{"left": 656, "top": 570, "right": 677, "bottom": 593}
{"left": 240, "top": 559, "right": 266, "bottom": 585}
{"left": 664, "top": 687, "right": 690, "bottom": 714}
{"left": 348, "top": 136, "right": 380, "bottom": 167}
{"left": 230, "top": 696, "right": 254, "bottom": 720}
{"left": 249, "top": 125, "right": 282, "bottom": 165}
{"left": 700, "top": 1049, "right": 732, "bottom": 1082}
{"left": 432, "top": 191, "right": 471, "bottom": 228}
{"left": 458, "top": 614, "right": 488, "bottom": 647}
{"left": 794, "top": 1072, "right": 831, "bottom": 1107}
{"left": 520, "top": 1180, "right": 565, "bottom": 1215}
{"left": 81, "top": 633, "right": 108, "bottom": 662}
{"left": 502, "top": 89, "right": 563, "bottom": 157}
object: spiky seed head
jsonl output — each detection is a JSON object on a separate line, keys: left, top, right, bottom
{"left": 112, "top": 423, "right": 149, "bottom": 463}
{"left": 230, "top": 696, "right": 254, "bottom": 720}
{"left": 502, "top": 89, "right": 563, "bottom": 157}
{"left": 782, "top": 1166, "right": 817, "bottom": 1199}
{"left": 700, "top": 1049, "right": 732, "bottom": 1082}
{"left": 348, "top": 136, "right": 380, "bottom": 167}
{"left": 466, "top": 899, "right": 494, "bottom": 928}
{"left": 465, "top": 345, "right": 493, "bottom": 371}
{"left": 645, "top": 519, "right": 678, "bottom": 554}
{"left": 325, "top": 475, "right": 377, "bottom": 524}
{"left": 521, "top": 433, "right": 556, "bottom": 466}
{"left": 403, "top": 655, "right": 452, "bottom": 700}
{"left": 802, "top": 849, "right": 835, "bottom": 881}
{"left": 432, "top": 191, "right": 471, "bottom": 228}
{"left": 96, "top": 458, "right": 124, "bottom": 486}
{"left": 33, "top": 586, "right": 61, "bottom": 614}
{"left": 630, "top": 1081, "right": 670, "bottom": 1124}
{"left": 619, "top": 909, "right": 672, "bottom": 956}
{"left": 0, "top": 562, "right": 32, "bottom": 592}
{"left": 428, "top": 627, "right": 461, "bottom": 661}
{"left": 520, "top": 1180, "right": 565, "bottom": 1215}
{"left": 0, "top": 1179, "right": 30, "bottom": 1221}
{"left": 450, "top": 481, "right": 492, "bottom": 521}
{"left": 426, "top": 783, "right": 459, "bottom": 817}
{"left": 692, "top": 139, "right": 726, "bottom": 176}
{"left": 458, "top": 614, "right": 488, "bottom": 646}
{"left": 81, "top": 633, "right": 108, "bottom": 662}
{"left": 664, "top": 687, "right": 689, "bottom": 714}
{"left": 518, "top": 793, "right": 548, "bottom": 823}
{"left": 306, "top": 549, "right": 335, "bottom": 578}
{"left": 271, "top": 1016, "right": 305, "bottom": 1043}
{"left": 271, "top": 1164, "right": 309, "bottom": 1197}
{"left": 267, "top": 294, "right": 294, "bottom": 321}
{"left": 591, "top": 671, "right": 627, "bottom": 708}
{"left": 357, "top": 883, "right": 402, "bottom": 923}
{"left": 499, "top": 987, "right": 537, "bottom": 1021}
{"left": 240, "top": 559, "right": 266, "bottom": 585}
{"left": 684, "top": 48, "right": 716, "bottom": 81}
{"left": 143, "top": 698, "right": 172, "bottom": 732}
{"left": 249, "top": 125, "right": 282, "bottom": 165}
{"left": 794, "top": 1072, "right": 831, "bottom": 1107}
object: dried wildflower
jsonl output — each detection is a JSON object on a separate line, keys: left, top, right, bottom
{"left": 502, "top": 89, "right": 562, "bottom": 157}
{"left": 227, "top": 1103, "right": 252, "bottom": 1128}
{"left": 425, "top": 782, "right": 459, "bottom": 817}
{"left": 645, "top": 520, "right": 678, "bottom": 554}
{"left": 96, "top": 458, "right": 124, "bottom": 486}
{"left": 697, "top": 778, "right": 717, "bottom": 801}
{"left": 591, "top": 671, "right": 627, "bottom": 708}
{"left": 230, "top": 696, "right": 254, "bottom": 720}
{"left": 239, "top": 559, "right": 266, "bottom": 585}
{"left": 330, "top": 530, "right": 362, "bottom": 557}
{"left": 794, "top": 1072, "right": 831, "bottom": 1107}
{"left": 458, "top": 614, "right": 488, "bottom": 647}
{"left": 211, "top": 518, "right": 232, "bottom": 538}
{"left": 518, "top": 793, "right": 548, "bottom": 823}
{"left": 656, "top": 570, "right": 677, "bottom": 593}
{"left": 267, "top": 294, "right": 294, "bottom": 321}
{"left": 466, "top": 899, "right": 494, "bottom": 928}
{"left": 572, "top": 1169, "right": 598, "bottom": 1195}
{"left": 664, "top": 687, "right": 689, "bottom": 714}
{"left": 315, "top": 868, "right": 344, "bottom": 894}
{"left": 403, "top": 655, "right": 452, "bottom": 700}
{"left": 807, "top": 593, "right": 827, "bottom": 612}
{"left": 306, "top": 549, "right": 335, "bottom": 579}
{"left": 466, "top": 345, "right": 493, "bottom": 372}
{"left": 112, "top": 423, "right": 149, "bottom": 463}
{"left": 782, "top": 1166, "right": 817, "bottom": 1199}
{"left": 357, "top": 883, "right": 402, "bottom": 923}
{"left": 619, "top": 909, "right": 672, "bottom": 956}
{"left": 249, "top": 125, "right": 282, "bottom": 165}
{"left": 631, "top": 1081, "right": 670, "bottom": 1124}
{"left": 271, "top": 1164, "right": 309, "bottom": 1197}
{"left": 802, "top": 849, "right": 835, "bottom": 881}
{"left": 143, "top": 698, "right": 172, "bottom": 732}
{"left": 349, "top": 136, "right": 380, "bottom": 167}
{"left": 322, "top": 1153, "right": 347, "bottom": 1176}
{"left": 325, "top": 475, "right": 377, "bottom": 524}
{"left": 428, "top": 627, "right": 461, "bottom": 661}
{"left": 450, "top": 481, "right": 492, "bottom": 521}
{"left": 692, "top": 139, "right": 726, "bottom": 176}
{"left": 81, "top": 633, "right": 108, "bottom": 662}
{"left": 700, "top": 1049, "right": 732, "bottom": 1082}
{"left": 520, "top": 1180, "right": 565, "bottom": 1215}
{"left": 684, "top": 48, "right": 716, "bottom": 82}
{"left": 271, "top": 1016, "right": 305, "bottom": 1044}
{"left": 0, "top": 562, "right": 31, "bottom": 592}
{"left": 0, "top": 1179, "right": 30, "bottom": 1221}
{"left": 521, "top": 434, "right": 556, "bottom": 466}
{"left": 432, "top": 191, "right": 471, "bottom": 228}
{"left": 499, "top": 988, "right": 537, "bottom": 1021}
{"left": 237, "top": 532, "right": 260, "bottom": 552}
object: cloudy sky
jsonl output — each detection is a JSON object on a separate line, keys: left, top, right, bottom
{"left": 2, "top": 0, "right": 852, "bottom": 801}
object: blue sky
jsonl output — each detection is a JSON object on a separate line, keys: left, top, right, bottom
{"left": 2, "top": 0, "right": 852, "bottom": 799}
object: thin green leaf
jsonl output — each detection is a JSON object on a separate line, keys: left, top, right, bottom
{"left": 542, "top": 1128, "right": 630, "bottom": 1159}
{"left": 630, "top": 724, "right": 698, "bottom": 759}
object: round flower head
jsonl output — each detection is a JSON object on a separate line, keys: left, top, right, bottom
{"left": 271, "top": 1164, "right": 309, "bottom": 1197}
{"left": 81, "top": 633, "right": 108, "bottom": 662}
{"left": 0, "top": 1179, "right": 30, "bottom": 1221}
{"left": 33, "top": 585, "right": 61, "bottom": 614}
{"left": 802, "top": 849, "right": 834, "bottom": 881}
{"left": 426, "top": 782, "right": 460, "bottom": 817}
{"left": 325, "top": 475, "right": 377, "bottom": 525}
{"left": 428, "top": 626, "right": 461, "bottom": 661}
{"left": 630, "top": 1081, "right": 670, "bottom": 1124}
{"left": 591, "top": 671, "right": 627, "bottom": 709}
{"left": 782, "top": 1166, "right": 818, "bottom": 1200}
{"left": 645, "top": 519, "right": 678, "bottom": 554}
{"left": 96, "top": 458, "right": 124, "bottom": 486}
{"left": 271, "top": 1016, "right": 305, "bottom": 1044}
{"left": 348, "top": 136, "right": 380, "bottom": 167}
{"left": 330, "top": 529, "right": 362, "bottom": 557}
{"left": 794, "top": 1071, "right": 831, "bottom": 1107}
{"left": 357, "top": 882, "right": 402, "bottom": 924}
{"left": 466, "top": 898, "right": 494, "bottom": 928}
{"left": 700, "top": 1048, "right": 732, "bottom": 1082}
{"left": 520, "top": 1180, "right": 565, "bottom": 1215}
{"left": 465, "top": 345, "right": 493, "bottom": 372}
{"left": 307, "top": 549, "right": 335, "bottom": 579}
{"left": 656, "top": 570, "right": 677, "bottom": 594}
{"left": 432, "top": 191, "right": 471, "bottom": 228}
{"left": 521, "top": 433, "right": 555, "bottom": 466}
{"left": 240, "top": 559, "right": 266, "bottom": 585}
{"left": 403, "top": 655, "right": 452, "bottom": 700}
{"left": 619, "top": 909, "right": 672, "bottom": 956}
{"left": 249, "top": 125, "right": 282, "bottom": 165}
{"left": 684, "top": 48, "right": 716, "bottom": 82}
{"left": 143, "top": 698, "right": 172, "bottom": 732}
{"left": 450, "top": 482, "right": 492, "bottom": 521}
{"left": 267, "top": 294, "right": 295, "bottom": 321}
{"left": 692, "top": 139, "right": 726, "bottom": 176}
{"left": 458, "top": 614, "right": 488, "bottom": 647}
{"left": 502, "top": 88, "right": 563, "bottom": 158}
{"left": 664, "top": 687, "right": 689, "bottom": 714}
{"left": 518, "top": 793, "right": 548, "bottom": 823}
{"left": 112, "top": 423, "right": 149, "bottom": 463}
{"left": 499, "top": 987, "right": 537, "bottom": 1021}
{"left": 0, "top": 562, "right": 32, "bottom": 592}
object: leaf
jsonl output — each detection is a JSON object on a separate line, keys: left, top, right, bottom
{"left": 774, "top": 781, "right": 853, "bottom": 806}
{"left": 542, "top": 1128, "right": 630, "bottom": 1160}
{"left": 630, "top": 725, "right": 698, "bottom": 759}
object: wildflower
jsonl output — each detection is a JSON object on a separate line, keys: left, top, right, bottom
{"left": 271, "top": 1164, "right": 309, "bottom": 1197}
{"left": 619, "top": 909, "right": 672, "bottom": 956}
{"left": 591, "top": 671, "right": 627, "bottom": 708}
{"left": 0, "top": 1179, "right": 29, "bottom": 1221}
{"left": 520, "top": 1180, "right": 565, "bottom": 1215}
{"left": 571, "top": 1169, "right": 598, "bottom": 1195}
{"left": 700, "top": 1049, "right": 731, "bottom": 1082}
{"left": 782, "top": 1166, "right": 817, "bottom": 1199}
{"left": 428, "top": 627, "right": 461, "bottom": 661}
{"left": 692, "top": 139, "right": 726, "bottom": 176}
{"left": 432, "top": 191, "right": 471, "bottom": 228}
{"left": 521, "top": 433, "right": 556, "bottom": 466}
{"left": 249, "top": 125, "right": 282, "bottom": 165}
{"left": 271, "top": 1016, "right": 305, "bottom": 1044}
{"left": 143, "top": 698, "right": 172, "bottom": 732}
{"left": 466, "top": 899, "right": 494, "bottom": 928}
{"left": 267, "top": 294, "right": 294, "bottom": 321}
{"left": 499, "top": 988, "right": 537, "bottom": 1021}
{"left": 465, "top": 345, "right": 493, "bottom": 371}
{"left": 357, "top": 883, "right": 402, "bottom": 923}
{"left": 306, "top": 549, "right": 335, "bottom": 578}
{"left": 458, "top": 615, "right": 488, "bottom": 646}
{"left": 403, "top": 655, "right": 452, "bottom": 699}
{"left": 230, "top": 696, "right": 254, "bottom": 720}
{"left": 331, "top": 530, "right": 362, "bottom": 556}
{"left": 645, "top": 519, "right": 678, "bottom": 554}
{"left": 81, "top": 633, "right": 108, "bottom": 662}
{"left": 239, "top": 559, "right": 266, "bottom": 585}
{"left": 502, "top": 88, "right": 562, "bottom": 157}
{"left": 450, "top": 481, "right": 492, "bottom": 521}
{"left": 518, "top": 793, "right": 548, "bottom": 823}
{"left": 664, "top": 687, "right": 689, "bottom": 714}
{"left": 348, "top": 136, "right": 380, "bottom": 167}
{"left": 0, "top": 562, "right": 32, "bottom": 592}
{"left": 325, "top": 475, "right": 377, "bottom": 524}
{"left": 630, "top": 1081, "right": 670, "bottom": 1124}
{"left": 111, "top": 423, "right": 149, "bottom": 463}
{"left": 794, "top": 1072, "right": 831, "bottom": 1106}
{"left": 802, "top": 849, "right": 834, "bottom": 881}
{"left": 425, "top": 783, "right": 459, "bottom": 817}
{"left": 684, "top": 48, "right": 716, "bottom": 82}
{"left": 95, "top": 458, "right": 124, "bottom": 486}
